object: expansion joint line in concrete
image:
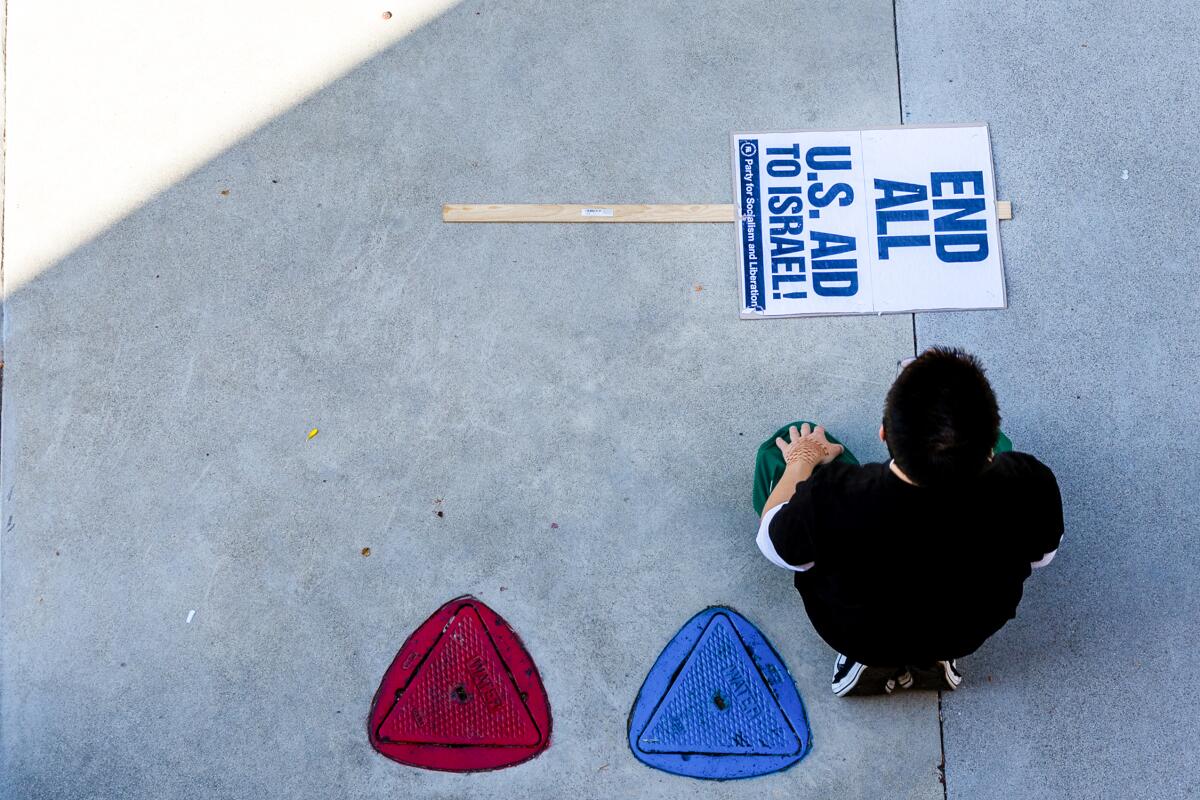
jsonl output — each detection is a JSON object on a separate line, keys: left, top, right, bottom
{"left": 889, "top": 0, "right": 919, "bottom": 361}
{"left": 0, "top": 0, "right": 7, "bottom": 467}
{"left": 937, "top": 689, "right": 948, "bottom": 799}
{"left": 1, "top": 0, "right": 7, "bottom": 335}
{"left": 891, "top": 0, "right": 904, "bottom": 124}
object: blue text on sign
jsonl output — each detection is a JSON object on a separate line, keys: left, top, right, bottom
{"left": 875, "top": 171, "right": 989, "bottom": 262}
{"left": 763, "top": 145, "right": 860, "bottom": 299}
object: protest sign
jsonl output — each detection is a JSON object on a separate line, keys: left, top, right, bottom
{"left": 731, "top": 124, "right": 1006, "bottom": 318}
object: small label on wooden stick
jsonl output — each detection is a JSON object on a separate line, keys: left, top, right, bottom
{"left": 581, "top": 207, "right": 614, "bottom": 217}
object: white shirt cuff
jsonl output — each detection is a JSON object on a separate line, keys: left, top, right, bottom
{"left": 757, "top": 503, "right": 815, "bottom": 572}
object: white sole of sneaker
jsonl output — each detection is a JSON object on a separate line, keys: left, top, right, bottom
{"left": 832, "top": 660, "right": 866, "bottom": 697}
{"left": 941, "top": 660, "right": 963, "bottom": 689}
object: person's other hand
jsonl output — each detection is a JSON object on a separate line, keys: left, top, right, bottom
{"left": 775, "top": 423, "right": 844, "bottom": 466}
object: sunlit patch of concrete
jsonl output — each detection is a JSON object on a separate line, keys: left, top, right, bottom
{"left": 3, "top": 0, "right": 462, "bottom": 290}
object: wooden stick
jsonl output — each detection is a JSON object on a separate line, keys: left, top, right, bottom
{"left": 442, "top": 203, "right": 736, "bottom": 223}
{"left": 443, "top": 201, "right": 1013, "bottom": 222}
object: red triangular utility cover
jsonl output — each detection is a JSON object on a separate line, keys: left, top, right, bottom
{"left": 368, "top": 596, "right": 552, "bottom": 772}
{"left": 379, "top": 606, "right": 540, "bottom": 746}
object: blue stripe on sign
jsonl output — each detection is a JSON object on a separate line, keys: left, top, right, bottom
{"left": 737, "top": 139, "right": 764, "bottom": 312}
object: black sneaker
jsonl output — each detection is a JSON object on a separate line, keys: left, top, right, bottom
{"left": 832, "top": 653, "right": 899, "bottom": 697}
{"left": 907, "top": 660, "right": 964, "bottom": 691}
{"left": 940, "top": 660, "right": 964, "bottom": 689}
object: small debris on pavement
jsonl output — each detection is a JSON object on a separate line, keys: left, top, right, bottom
{"left": 307, "top": 428, "right": 319, "bottom": 440}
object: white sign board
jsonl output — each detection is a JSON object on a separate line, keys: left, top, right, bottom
{"left": 730, "top": 123, "right": 1006, "bottom": 318}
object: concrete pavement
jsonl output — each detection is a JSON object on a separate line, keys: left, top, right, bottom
{"left": 1, "top": 2, "right": 941, "bottom": 798}
{"left": 4, "top": 1, "right": 1195, "bottom": 797}
{"left": 899, "top": 1, "right": 1200, "bottom": 797}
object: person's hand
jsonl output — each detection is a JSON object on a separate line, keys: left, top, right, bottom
{"left": 775, "top": 423, "right": 844, "bottom": 468}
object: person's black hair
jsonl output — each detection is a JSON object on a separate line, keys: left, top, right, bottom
{"left": 882, "top": 347, "right": 1000, "bottom": 487}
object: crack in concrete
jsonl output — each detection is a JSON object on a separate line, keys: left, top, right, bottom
{"left": 937, "top": 689, "right": 948, "bottom": 799}
{"left": 892, "top": 3, "right": 948, "bottom": 796}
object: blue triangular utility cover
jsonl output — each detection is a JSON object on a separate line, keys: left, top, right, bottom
{"left": 638, "top": 613, "right": 798, "bottom": 755}
{"left": 628, "top": 607, "right": 811, "bottom": 779}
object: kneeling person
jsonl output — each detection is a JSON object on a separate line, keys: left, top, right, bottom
{"left": 756, "top": 347, "right": 1063, "bottom": 696}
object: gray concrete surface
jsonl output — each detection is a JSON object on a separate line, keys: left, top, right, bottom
{"left": 1, "top": 3, "right": 946, "bottom": 799}
{"left": 898, "top": 2, "right": 1200, "bottom": 798}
